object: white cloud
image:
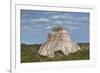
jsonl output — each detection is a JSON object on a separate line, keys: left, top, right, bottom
{"left": 46, "top": 26, "right": 51, "bottom": 29}
{"left": 64, "top": 21, "right": 83, "bottom": 25}
{"left": 64, "top": 21, "right": 73, "bottom": 24}
{"left": 53, "top": 21, "right": 63, "bottom": 25}
{"left": 51, "top": 15, "right": 65, "bottom": 19}
{"left": 43, "top": 12, "right": 58, "bottom": 14}
{"left": 65, "top": 25, "right": 79, "bottom": 30}
{"left": 78, "top": 16, "right": 89, "bottom": 21}
{"left": 34, "top": 24, "right": 43, "bottom": 28}
{"left": 50, "top": 14, "right": 78, "bottom": 22}
{"left": 31, "top": 18, "right": 49, "bottom": 24}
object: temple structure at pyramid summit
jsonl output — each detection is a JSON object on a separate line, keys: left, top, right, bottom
{"left": 38, "top": 26, "right": 80, "bottom": 58}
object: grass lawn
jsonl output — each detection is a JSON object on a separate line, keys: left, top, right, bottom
{"left": 21, "top": 43, "right": 89, "bottom": 63}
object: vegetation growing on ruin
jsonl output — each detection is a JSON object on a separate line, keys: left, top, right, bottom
{"left": 21, "top": 43, "right": 89, "bottom": 63}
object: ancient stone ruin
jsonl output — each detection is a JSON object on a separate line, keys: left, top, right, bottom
{"left": 38, "top": 26, "right": 80, "bottom": 58}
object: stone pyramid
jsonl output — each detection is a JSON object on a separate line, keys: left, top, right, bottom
{"left": 38, "top": 26, "right": 80, "bottom": 58}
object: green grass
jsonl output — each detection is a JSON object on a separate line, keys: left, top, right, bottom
{"left": 21, "top": 43, "right": 89, "bottom": 63}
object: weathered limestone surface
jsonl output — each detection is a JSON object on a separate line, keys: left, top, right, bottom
{"left": 38, "top": 26, "right": 80, "bottom": 57}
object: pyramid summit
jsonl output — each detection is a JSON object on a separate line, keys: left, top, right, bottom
{"left": 38, "top": 26, "right": 80, "bottom": 58}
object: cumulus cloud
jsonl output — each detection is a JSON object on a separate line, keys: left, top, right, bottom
{"left": 64, "top": 25, "right": 79, "bottom": 31}
{"left": 42, "top": 12, "right": 58, "bottom": 14}
{"left": 31, "top": 18, "right": 49, "bottom": 24}
{"left": 53, "top": 21, "right": 63, "bottom": 25}
{"left": 64, "top": 21, "right": 83, "bottom": 25}
{"left": 46, "top": 26, "right": 51, "bottom": 29}
{"left": 51, "top": 13, "right": 89, "bottom": 26}
{"left": 51, "top": 15, "right": 65, "bottom": 19}
{"left": 78, "top": 16, "right": 89, "bottom": 21}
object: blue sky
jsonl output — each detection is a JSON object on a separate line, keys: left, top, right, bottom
{"left": 21, "top": 10, "right": 90, "bottom": 44}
